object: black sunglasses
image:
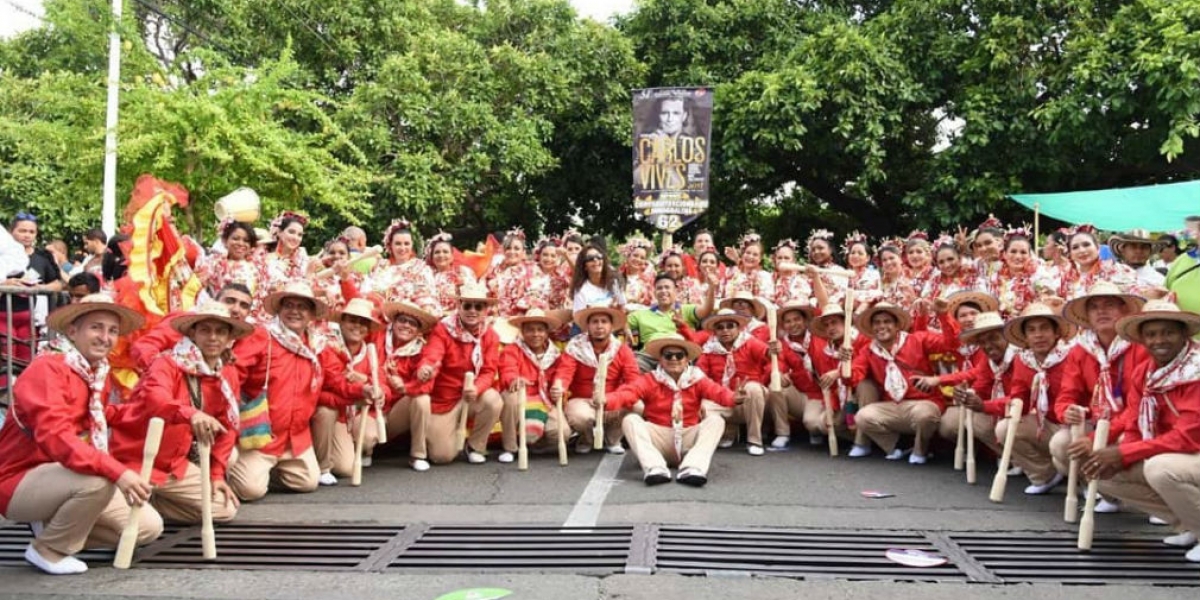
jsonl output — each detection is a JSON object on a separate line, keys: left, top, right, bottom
{"left": 461, "top": 301, "right": 488, "bottom": 312}
{"left": 661, "top": 350, "right": 688, "bottom": 361}
{"left": 583, "top": 254, "right": 604, "bottom": 263}
{"left": 714, "top": 322, "right": 739, "bottom": 331}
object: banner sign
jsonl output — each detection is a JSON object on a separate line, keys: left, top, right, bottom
{"left": 632, "top": 87, "right": 712, "bottom": 233}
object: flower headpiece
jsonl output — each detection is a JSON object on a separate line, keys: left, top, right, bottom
{"left": 738, "top": 231, "right": 762, "bottom": 250}
{"left": 772, "top": 238, "right": 798, "bottom": 255}
{"left": 323, "top": 236, "right": 353, "bottom": 254}
{"left": 1067, "top": 223, "right": 1097, "bottom": 237}
{"left": 905, "top": 229, "right": 929, "bottom": 243}
{"left": 933, "top": 233, "right": 956, "bottom": 250}
{"left": 504, "top": 227, "right": 527, "bottom": 243}
{"left": 422, "top": 230, "right": 454, "bottom": 260}
{"left": 1003, "top": 226, "right": 1032, "bottom": 245}
{"left": 657, "top": 245, "right": 685, "bottom": 268}
{"left": 561, "top": 226, "right": 582, "bottom": 242}
{"left": 269, "top": 210, "right": 309, "bottom": 235}
{"left": 841, "top": 231, "right": 870, "bottom": 257}
{"left": 976, "top": 215, "right": 1004, "bottom": 232}
{"left": 619, "top": 236, "right": 655, "bottom": 260}
{"left": 806, "top": 228, "right": 835, "bottom": 249}
{"left": 534, "top": 236, "right": 562, "bottom": 259}
{"left": 876, "top": 238, "right": 904, "bottom": 257}
{"left": 217, "top": 217, "right": 238, "bottom": 237}
{"left": 382, "top": 218, "right": 414, "bottom": 251}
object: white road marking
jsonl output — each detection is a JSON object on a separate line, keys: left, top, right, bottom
{"left": 562, "top": 452, "right": 625, "bottom": 528}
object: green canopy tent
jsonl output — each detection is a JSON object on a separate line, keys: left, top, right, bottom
{"left": 1010, "top": 180, "right": 1200, "bottom": 232}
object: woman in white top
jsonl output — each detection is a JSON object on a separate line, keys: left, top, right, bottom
{"left": 571, "top": 243, "right": 625, "bottom": 311}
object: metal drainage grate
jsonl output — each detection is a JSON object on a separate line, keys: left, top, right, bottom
{"left": 0, "top": 523, "right": 189, "bottom": 568}
{"left": 137, "top": 523, "right": 402, "bottom": 570}
{"left": 953, "top": 533, "right": 1200, "bottom": 586}
{"left": 656, "top": 527, "right": 967, "bottom": 581}
{"left": 388, "top": 525, "right": 633, "bottom": 573}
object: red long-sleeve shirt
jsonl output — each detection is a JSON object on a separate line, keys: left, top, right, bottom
{"left": 1105, "top": 356, "right": 1200, "bottom": 467}
{"left": 418, "top": 321, "right": 500, "bottom": 414}
{"left": 998, "top": 357, "right": 1068, "bottom": 420}
{"left": 1054, "top": 343, "right": 1151, "bottom": 424}
{"left": 696, "top": 336, "right": 770, "bottom": 389}
{"left": 848, "top": 313, "right": 961, "bottom": 411}
{"left": 778, "top": 334, "right": 821, "bottom": 398}
{"left": 937, "top": 354, "right": 1019, "bottom": 417}
{"left": 499, "top": 344, "right": 560, "bottom": 402}
{"left": 607, "top": 369, "right": 735, "bottom": 427}
{"left": 554, "top": 339, "right": 640, "bottom": 400}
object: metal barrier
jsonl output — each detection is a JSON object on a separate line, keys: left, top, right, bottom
{"left": 0, "top": 286, "right": 67, "bottom": 425}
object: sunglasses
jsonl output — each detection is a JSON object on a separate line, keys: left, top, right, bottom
{"left": 461, "top": 301, "right": 488, "bottom": 312}
{"left": 661, "top": 350, "right": 688, "bottom": 361}
{"left": 714, "top": 322, "right": 739, "bottom": 331}
{"left": 394, "top": 317, "right": 421, "bottom": 328}
{"left": 583, "top": 254, "right": 604, "bottom": 263}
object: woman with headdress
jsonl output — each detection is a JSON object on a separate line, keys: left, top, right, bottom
{"left": 194, "top": 219, "right": 266, "bottom": 309}
{"left": 989, "top": 227, "right": 1060, "bottom": 319}
{"left": 484, "top": 228, "right": 529, "bottom": 297}
{"left": 1053, "top": 225, "right": 1137, "bottom": 303}
{"left": 500, "top": 237, "right": 569, "bottom": 316}
{"left": 806, "top": 229, "right": 848, "bottom": 305}
{"left": 876, "top": 241, "right": 917, "bottom": 313}
{"left": 560, "top": 228, "right": 585, "bottom": 276}
{"left": 309, "top": 236, "right": 364, "bottom": 318}
{"left": 425, "top": 231, "right": 477, "bottom": 316}
{"left": 368, "top": 219, "right": 439, "bottom": 314}
{"left": 922, "top": 234, "right": 983, "bottom": 300}
{"left": 618, "top": 237, "right": 657, "bottom": 308}
{"left": 722, "top": 231, "right": 774, "bottom": 303}
{"left": 971, "top": 216, "right": 1006, "bottom": 280}
{"left": 262, "top": 211, "right": 310, "bottom": 294}
{"left": 771, "top": 239, "right": 815, "bottom": 308}
{"left": 903, "top": 230, "right": 935, "bottom": 298}
{"left": 842, "top": 231, "right": 881, "bottom": 312}
{"left": 657, "top": 245, "right": 693, "bottom": 299}
{"left": 687, "top": 249, "right": 722, "bottom": 305}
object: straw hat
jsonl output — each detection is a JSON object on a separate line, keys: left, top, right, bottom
{"left": 703, "top": 308, "right": 750, "bottom": 332}
{"left": 335, "top": 297, "right": 384, "bottom": 333}
{"left": 959, "top": 311, "right": 1006, "bottom": 344}
{"left": 254, "top": 228, "right": 273, "bottom": 245}
{"left": 1116, "top": 299, "right": 1200, "bottom": 344}
{"left": 382, "top": 300, "right": 438, "bottom": 332}
{"left": 509, "top": 308, "right": 562, "bottom": 330}
{"left": 264, "top": 281, "right": 328, "bottom": 318}
{"left": 856, "top": 302, "right": 912, "bottom": 334}
{"left": 718, "top": 291, "right": 767, "bottom": 320}
{"left": 47, "top": 294, "right": 144, "bottom": 336}
{"left": 170, "top": 301, "right": 254, "bottom": 339}
{"left": 778, "top": 301, "right": 816, "bottom": 322}
{"left": 1002, "top": 303, "right": 1076, "bottom": 349}
{"left": 946, "top": 290, "right": 999, "bottom": 317}
{"left": 644, "top": 333, "right": 702, "bottom": 361}
{"left": 573, "top": 303, "right": 627, "bottom": 331}
{"left": 1062, "top": 281, "right": 1146, "bottom": 328}
{"left": 810, "top": 303, "right": 848, "bottom": 340}
{"left": 454, "top": 282, "right": 497, "bottom": 304}
{"left": 1108, "top": 228, "right": 1166, "bottom": 254}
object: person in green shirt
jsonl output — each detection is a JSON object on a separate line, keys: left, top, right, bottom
{"left": 626, "top": 273, "right": 715, "bottom": 372}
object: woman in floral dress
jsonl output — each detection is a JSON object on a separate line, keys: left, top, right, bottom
{"left": 368, "top": 218, "right": 438, "bottom": 314}
{"left": 426, "top": 231, "right": 477, "bottom": 317}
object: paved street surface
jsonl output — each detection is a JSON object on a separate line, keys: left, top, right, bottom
{"left": 1, "top": 441, "right": 1189, "bottom": 599}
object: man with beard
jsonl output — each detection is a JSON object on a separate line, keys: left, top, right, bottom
{"left": 556, "top": 305, "right": 640, "bottom": 454}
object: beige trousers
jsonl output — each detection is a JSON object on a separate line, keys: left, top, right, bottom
{"left": 856, "top": 400, "right": 941, "bottom": 455}
{"left": 565, "top": 397, "right": 628, "bottom": 447}
{"left": 1098, "top": 453, "right": 1200, "bottom": 534}
{"left": 227, "top": 447, "right": 320, "bottom": 502}
{"left": 623, "top": 413, "right": 725, "bottom": 476}
{"left": 937, "top": 406, "right": 1001, "bottom": 454}
{"left": 500, "top": 390, "right": 564, "bottom": 452}
{"left": 5, "top": 463, "right": 162, "bottom": 561}
{"left": 386, "top": 395, "right": 431, "bottom": 460}
{"left": 426, "top": 389, "right": 502, "bottom": 464}
{"left": 701, "top": 381, "right": 768, "bottom": 445}
{"left": 152, "top": 462, "right": 238, "bottom": 524}
{"left": 994, "top": 415, "right": 1060, "bottom": 485}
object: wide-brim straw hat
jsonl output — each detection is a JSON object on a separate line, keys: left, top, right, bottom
{"left": 170, "top": 301, "right": 254, "bottom": 339}
{"left": 1003, "top": 303, "right": 1076, "bottom": 349}
{"left": 703, "top": 308, "right": 750, "bottom": 332}
{"left": 856, "top": 302, "right": 912, "bottom": 334}
{"left": 1116, "top": 299, "right": 1200, "bottom": 344}
{"left": 946, "top": 290, "right": 1000, "bottom": 317}
{"left": 959, "top": 311, "right": 1006, "bottom": 344}
{"left": 264, "top": 282, "right": 329, "bottom": 318}
{"left": 810, "top": 303, "right": 847, "bottom": 340}
{"left": 778, "top": 301, "right": 816, "bottom": 322}
{"left": 1108, "top": 228, "right": 1167, "bottom": 254}
{"left": 382, "top": 300, "right": 438, "bottom": 332}
{"left": 454, "top": 282, "right": 498, "bottom": 304}
{"left": 718, "top": 291, "right": 767, "bottom": 320}
{"left": 644, "top": 333, "right": 702, "bottom": 361}
{"left": 334, "top": 297, "right": 385, "bottom": 333}
{"left": 1062, "top": 281, "right": 1146, "bottom": 328}
{"left": 573, "top": 304, "right": 627, "bottom": 331}
{"left": 47, "top": 294, "right": 144, "bottom": 336}
{"left": 509, "top": 308, "right": 562, "bottom": 330}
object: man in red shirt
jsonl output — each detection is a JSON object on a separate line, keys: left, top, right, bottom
{"left": 942, "top": 312, "right": 1015, "bottom": 455}
{"left": 696, "top": 309, "right": 770, "bottom": 455}
{"left": 416, "top": 283, "right": 503, "bottom": 465}
{"left": 772, "top": 302, "right": 824, "bottom": 449}
{"left": 556, "top": 305, "right": 640, "bottom": 454}
{"left": 111, "top": 301, "right": 251, "bottom": 524}
{"left": 847, "top": 301, "right": 960, "bottom": 464}
{"left": 0, "top": 295, "right": 160, "bottom": 575}
{"left": 1071, "top": 300, "right": 1200, "bottom": 562}
{"left": 499, "top": 309, "right": 563, "bottom": 462}
{"left": 128, "top": 282, "right": 257, "bottom": 373}
{"left": 609, "top": 334, "right": 738, "bottom": 486}
{"left": 381, "top": 300, "right": 437, "bottom": 472}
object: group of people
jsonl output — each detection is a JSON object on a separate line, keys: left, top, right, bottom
{"left": 2, "top": 207, "right": 1199, "bottom": 576}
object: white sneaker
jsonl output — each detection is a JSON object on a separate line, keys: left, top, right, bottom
{"left": 1150, "top": 516, "right": 1170, "bottom": 526}
{"left": 24, "top": 545, "right": 87, "bottom": 575}
{"left": 848, "top": 444, "right": 871, "bottom": 458}
{"left": 497, "top": 451, "right": 515, "bottom": 464}
{"left": 318, "top": 471, "right": 338, "bottom": 486}
{"left": 606, "top": 444, "right": 626, "bottom": 455}
{"left": 884, "top": 448, "right": 911, "bottom": 461}
{"left": 360, "top": 455, "right": 372, "bottom": 468}
{"left": 1187, "top": 543, "right": 1200, "bottom": 563}
{"left": 28, "top": 521, "right": 43, "bottom": 537}
{"left": 1023, "top": 472, "right": 1064, "bottom": 495}
{"left": 575, "top": 440, "right": 593, "bottom": 455}
{"left": 908, "top": 452, "right": 927, "bottom": 465}
{"left": 467, "top": 451, "right": 487, "bottom": 464}
{"left": 770, "top": 436, "right": 790, "bottom": 450}
{"left": 1164, "top": 531, "right": 1197, "bottom": 547}
{"left": 410, "top": 458, "right": 431, "bottom": 472}
{"left": 1006, "top": 464, "right": 1024, "bottom": 477}
{"left": 718, "top": 438, "right": 734, "bottom": 449}
{"left": 1094, "top": 498, "right": 1120, "bottom": 513}
{"left": 747, "top": 444, "right": 765, "bottom": 456}
{"left": 808, "top": 434, "right": 825, "bottom": 447}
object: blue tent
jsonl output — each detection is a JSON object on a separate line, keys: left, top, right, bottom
{"left": 1010, "top": 180, "right": 1200, "bottom": 232}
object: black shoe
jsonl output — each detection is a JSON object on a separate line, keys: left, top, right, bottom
{"left": 676, "top": 468, "right": 707, "bottom": 487}
{"left": 643, "top": 468, "right": 671, "bottom": 486}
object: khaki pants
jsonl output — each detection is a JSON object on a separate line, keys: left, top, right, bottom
{"left": 856, "top": 400, "right": 941, "bottom": 455}
{"left": 1048, "top": 424, "right": 1089, "bottom": 475}
{"left": 565, "top": 397, "right": 628, "bottom": 448}
{"left": 153, "top": 463, "right": 238, "bottom": 525}
{"left": 769, "top": 387, "right": 807, "bottom": 437}
{"left": 937, "top": 406, "right": 1001, "bottom": 455}
{"left": 227, "top": 447, "right": 320, "bottom": 502}
{"left": 852, "top": 380, "right": 882, "bottom": 445}
{"left": 500, "top": 390, "right": 564, "bottom": 452}
{"left": 426, "top": 389, "right": 502, "bottom": 464}
{"left": 386, "top": 395, "right": 431, "bottom": 460}
{"left": 5, "top": 463, "right": 162, "bottom": 561}
{"left": 994, "top": 415, "right": 1060, "bottom": 485}
{"left": 701, "top": 381, "right": 767, "bottom": 446}
{"left": 623, "top": 413, "right": 725, "bottom": 476}
{"left": 1098, "top": 454, "right": 1200, "bottom": 534}
{"left": 313, "top": 406, "right": 357, "bottom": 476}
